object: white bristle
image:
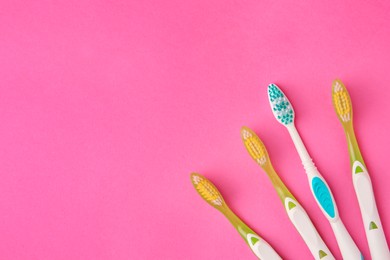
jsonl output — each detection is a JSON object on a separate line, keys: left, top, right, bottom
{"left": 242, "top": 129, "right": 251, "bottom": 139}
{"left": 192, "top": 175, "right": 201, "bottom": 185}
{"left": 334, "top": 81, "right": 342, "bottom": 92}
{"left": 212, "top": 199, "right": 222, "bottom": 206}
{"left": 257, "top": 158, "right": 266, "bottom": 165}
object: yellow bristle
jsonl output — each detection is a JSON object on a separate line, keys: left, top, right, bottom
{"left": 333, "top": 80, "right": 352, "bottom": 122}
{"left": 334, "top": 92, "right": 350, "bottom": 116}
{"left": 241, "top": 128, "right": 268, "bottom": 166}
{"left": 191, "top": 174, "right": 224, "bottom": 206}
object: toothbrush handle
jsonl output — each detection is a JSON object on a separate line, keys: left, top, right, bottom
{"left": 284, "top": 197, "right": 335, "bottom": 259}
{"left": 226, "top": 211, "right": 282, "bottom": 260}
{"left": 352, "top": 162, "right": 390, "bottom": 259}
{"left": 248, "top": 236, "right": 282, "bottom": 260}
{"left": 330, "top": 218, "right": 362, "bottom": 259}
{"left": 288, "top": 125, "right": 362, "bottom": 258}
{"left": 309, "top": 172, "right": 362, "bottom": 259}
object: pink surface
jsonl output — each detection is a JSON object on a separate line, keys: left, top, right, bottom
{"left": 1, "top": 0, "right": 390, "bottom": 259}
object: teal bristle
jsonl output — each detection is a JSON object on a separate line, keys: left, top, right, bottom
{"left": 268, "top": 84, "right": 294, "bottom": 125}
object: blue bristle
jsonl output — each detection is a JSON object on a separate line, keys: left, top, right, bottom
{"left": 267, "top": 84, "right": 294, "bottom": 125}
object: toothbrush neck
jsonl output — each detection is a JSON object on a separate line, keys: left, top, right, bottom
{"left": 224, "top": 208, "right": 240, "bottom": 224}
{"left": 266, "top": 165, "right": 295, "bottom": 201}
{"left": 223, "top": 208, "right": 252, "bottom": 238}
{"left": 287, "top": 124, "right": 317, "bottom": 175}
{"left": 344, "top": 123, "right": 365, "bottom": 166}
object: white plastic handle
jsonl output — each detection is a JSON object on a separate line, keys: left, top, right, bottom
{"left": 246, "top": 234, "right": 282, "bottom": 260}
{"left": 353, "top": 161, "right": 390, "bottom": 260}
{"left": 330, "top": 218, "right": 362, "bottom": 259}
{"left": 284, "top": 197, "right": 335, "bottom": 260}
{"left": 308, "top": 173, "right": 362, "bottom": 259}
{"left": 287, "top": 125, "right": 362, "bottom": 259}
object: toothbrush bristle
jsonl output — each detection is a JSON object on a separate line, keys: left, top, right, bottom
{"left": 268, "top": 83, "right": 294, "bottom": 126}
{"left": 191, "top": 173, "right": 224, "bottom": 207}
{"left": 332, "top": 80, "right": 352, "bottom": 123}
{"left": 241, "top": 127, "right": 268, "bottom": 166}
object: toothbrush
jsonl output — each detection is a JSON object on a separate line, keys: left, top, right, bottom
{"left": 190, "top": 173, "right": 282, "bottom": 260}
{"left": 332, "top": 79, "right": 390, "bottom": 259}
{"left": 267, "top": 84, "right": 362, "bottom": 259}
{"left": 241, "top": 127, "right": 334, "bottom": 260}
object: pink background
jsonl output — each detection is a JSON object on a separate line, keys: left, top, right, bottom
{"left": 0, "top": 0, "right": 390, "bottom": 259}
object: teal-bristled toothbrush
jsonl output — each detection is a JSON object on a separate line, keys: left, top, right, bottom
{"left": 267, "top": 83, "right": 362, "bottom": 259}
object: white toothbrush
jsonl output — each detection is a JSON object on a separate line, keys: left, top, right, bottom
{"left": 267, "top": 83, "right": 363, "bottom": 259}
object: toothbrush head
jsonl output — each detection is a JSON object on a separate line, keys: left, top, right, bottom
{"left": 268, "top": 83, "right": 295, "bottom": 126}
{"left": 332, "top": 79, "right": 353, "bottom": 124}
{"left": 191, "top": 173, "right": 226, "bottom": 209}
{"left": 241, "top": 127, "right": 270, "bottom": 168}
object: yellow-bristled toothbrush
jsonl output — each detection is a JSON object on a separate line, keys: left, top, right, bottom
{"left": 267, "top": 84, "right": 362, "bottom": 259}
{"left": 190, "top": 173, "right": 282, "bottom": 260}
{"left": 332, "top": 79, "right": 390, "bottom": 259}
{"left": 240, "top": 127, "right": 334, "bottom": 260}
